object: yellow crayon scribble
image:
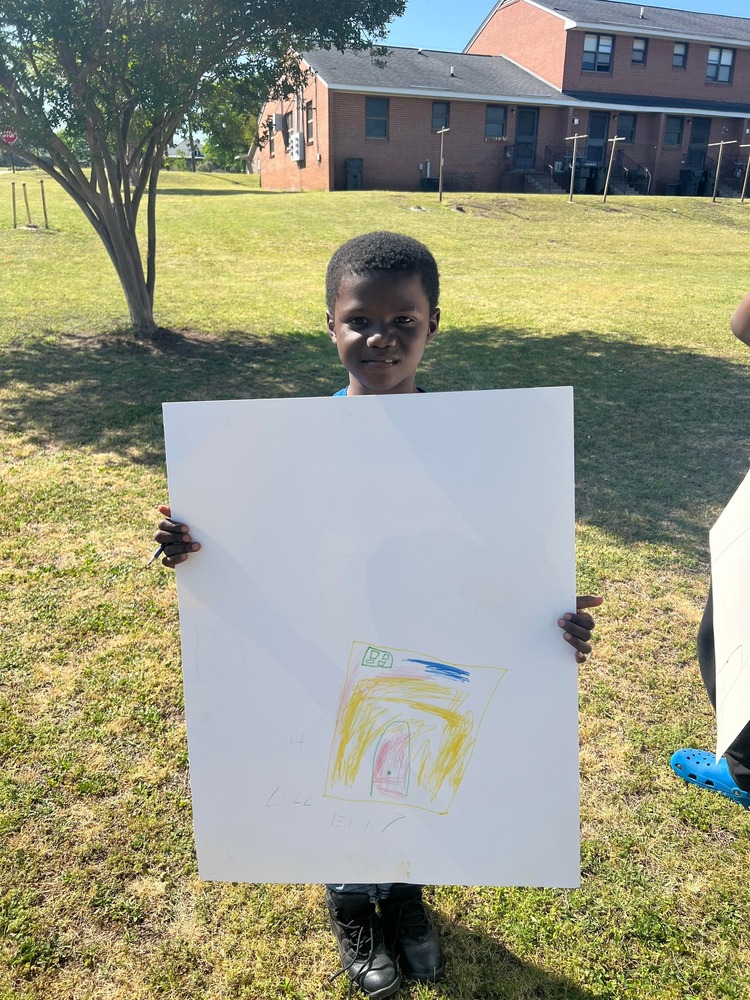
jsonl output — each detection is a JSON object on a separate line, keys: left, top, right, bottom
{"left": 332, "top": 676, "right": 475, "bottom": 801}
{"left": 326, "top": 643, "right": 507, "bottom": 814}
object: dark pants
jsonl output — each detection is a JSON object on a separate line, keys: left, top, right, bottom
{"left": 698, "top": 584, "right": 750, "bottom": 791}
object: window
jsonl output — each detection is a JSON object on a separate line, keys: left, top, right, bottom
{"left": 673, "top": 42, "right": 688, "bottom": 68}
{"left": 665, "top": 116, "right": 684, "bottom": 146}
{"left": 484, "top": 104, "right": 507, "bottom": 139}
{"left": 305, "top": 101, "right": 314, "bottom": 143}
{"left": 431, "top": 101, "right": 450, "bottom": 131}
{"left": 707, "top": 47, "right": 734, "bottom": 83}
{"left": 365, "top": 97, "right": 389, "bottom": 138}
{"left": 283, "top": 111, "right": 292, "bottom": 148}
{"left": 582, "top": 33, "right": 614, "bottom": 72}
{"left": 268, "top": 119, "right": 275, "bottom": 156}
{"left": 632, "top": 37, "right": 647, "bottom": 65}
{"left": 618, "top": 112, "right": 637, "bottom": 143}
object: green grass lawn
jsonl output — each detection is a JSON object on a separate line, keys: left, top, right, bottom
{"left": 2, "top": 168, "right": 750, "bottom": 1000}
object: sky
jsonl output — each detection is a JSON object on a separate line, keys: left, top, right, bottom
{"left": 383, "top": 0, "right": 749, "bottom": 52}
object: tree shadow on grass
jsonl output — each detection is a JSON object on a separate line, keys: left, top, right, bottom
{"left": 157, "top": 187, "right": 281, "bottom": 196}
{"left": 424, "top": 326, "right": 750, "bottom": 562}
{"left": 3, "top": 325, "right": 749, "bottom": 559}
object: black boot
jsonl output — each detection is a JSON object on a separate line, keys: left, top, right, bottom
{"left": 326, "top": 889, "right": 401, "bottom": 998}
{"left": 380, "top": 884, "right": 444, "bottom": 983}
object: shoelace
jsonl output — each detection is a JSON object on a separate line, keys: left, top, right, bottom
{"left": 389, "top": 898, "right": 431, "bottom": 938}
{"left": 329, "top": 912, "right": 380, "bottom": 995}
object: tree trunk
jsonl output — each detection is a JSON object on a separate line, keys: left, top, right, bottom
{"left": 121, "top": 271, "right": 158, "bottom": 337}
{"left": 88, "top": 183, "right": 158, "bottom": 338}
{"left": 103, "top": 219, "right": 158, "bottom": 337}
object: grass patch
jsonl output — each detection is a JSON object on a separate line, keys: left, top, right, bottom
{"left": 2, "top": 169, "right": 750, "bottom": 998}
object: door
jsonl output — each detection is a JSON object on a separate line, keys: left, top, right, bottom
{"left": 586, "top": 112, "right": 610, "bottom": 166}
{"left": 371, "top": 721, "right": 411, "bottom": 799}
{"left": 345, "top": 157, "right": 363, "bottom": 190}
{"left": 514, "top": 107, "right": 538, "bottom": 169}
{"left": 687, "top": 118, "right": 711, "bottom": 169}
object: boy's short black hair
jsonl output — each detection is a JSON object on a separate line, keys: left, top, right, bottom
{"left": 326, "top": 231, "right": 440, "bottom": 314}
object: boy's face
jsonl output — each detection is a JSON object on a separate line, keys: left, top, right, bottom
{"left": 327, "top": 271, "right": 440, "bottom": 395}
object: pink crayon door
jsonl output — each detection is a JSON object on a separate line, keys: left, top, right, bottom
{"left": 371, "top": 721, "right": 411, "bottom": 799}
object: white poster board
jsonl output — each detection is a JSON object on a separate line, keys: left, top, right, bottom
{"left": 163, "top": 387, "right": 579, "bottom": 887}
{"left": 711, "top": 467, "right": 750, "bottom": 758}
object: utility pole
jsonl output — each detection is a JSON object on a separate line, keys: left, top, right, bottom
{"left": 437, "top": 127, "right": 450, "bottom": 203}
{"left": 565, "top": 133, "right": 588, "bottom": 202}
{"left": 602, "top": 136, "right": 625, "bottom": 203}
{"left": 740, "top": 143, "right": 750, "bottom": 203}
{"left": 708, "top": 138, "right": 737, "bottom": 202}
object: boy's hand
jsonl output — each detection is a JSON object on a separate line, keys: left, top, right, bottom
{"left": 153, "top": 504, "right": 201, "bottom": 568}
{"left": 559, "top": 595, "right": 603, "bottom": 663}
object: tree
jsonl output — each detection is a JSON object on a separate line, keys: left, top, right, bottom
{"left": 195, "top": 80, "right": 261, "bottom": 172}
{"left": 0, "top": 0, "right": 405, "bottom": 337}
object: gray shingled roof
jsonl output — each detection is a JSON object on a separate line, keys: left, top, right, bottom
{"left": 565, "top": 89, "right": 750, "bottom": 114}
{"left": 302, "top": 44, "right": 750, "bottom": 116}
{"left": 532, "top": 1, "right": 750, "bottom": 43}
{"left": 302, "top": 46, "right": 563, "bottom": 100}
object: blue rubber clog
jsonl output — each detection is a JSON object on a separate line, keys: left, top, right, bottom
{"left": 670, "top": 748, "right": 750, "bottom": 807}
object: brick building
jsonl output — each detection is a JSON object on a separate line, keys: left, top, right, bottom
{"left": 258, "top": 0, "right": 750, "bottom": 195}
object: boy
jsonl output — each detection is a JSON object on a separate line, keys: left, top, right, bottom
{"left": 670, "top": 290, "right": 750, "bottom": 807}
{"left": 155, "top": 231, "right": 601, "bottom": 997}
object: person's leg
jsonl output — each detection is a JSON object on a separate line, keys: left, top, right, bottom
{"left": 379, "top": 884, "right": 444, "bottom": 983}
{"left": 671, "top": 584, "right": 750, "bottom": 803}
{"left": 325, "top": 884, "right": 400, "bottom": 998}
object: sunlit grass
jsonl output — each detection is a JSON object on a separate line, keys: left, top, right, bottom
{"left": 2, "top": 169, "right": 750, "bottom": 999}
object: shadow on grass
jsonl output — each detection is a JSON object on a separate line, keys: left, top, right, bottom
{"left": 3, "top": 325, "right": 749, "bottom": 558}
{"left": 157, "top": 187, "right": 279, "bottom": 196}
{"left": 437, "top": 916, "right": 607, "bottom": 999}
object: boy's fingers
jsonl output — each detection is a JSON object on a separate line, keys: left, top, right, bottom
{"left": 568, "top": 612, "right": 596, "bottom": 630}
{"left": 154, "top": 528, "right": 191, "bottom": 544}
{"left": 163, "top": 553, "right": 188, "bottom": 566}
{"left": 157, "top": 518, "right": 187, "bottom": 533}
{"left": 157, "top": 504, "right": 172, "bottom": 517}
{"left": 564, "top": 634, "right": 592, "bottom": 655}
{"left": 576, "top": 595, "right": 604, "bottom": 610}
{"left": 558, "top": 619, "right": 592, "bottom": 641}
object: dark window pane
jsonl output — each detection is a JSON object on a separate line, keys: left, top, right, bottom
{"left": 619, "top": 113, "right": 636, "bottom": 143}
{"left": 365, "top": 97, "right": 389, "bottom": 138}
{"left": 365, "top": 118, "right": 387, "bottom": 138}
{"left": 665, "top": 116, "right": 683, "bottom": 145}
{"left": 366, "top": 98, "right": 388, "bottom": 117}
{"left": 432, "top": 101, "right": 450, "bottom": 131}
{"left": 485, "top": 104, "right": 506, "bottom": 138}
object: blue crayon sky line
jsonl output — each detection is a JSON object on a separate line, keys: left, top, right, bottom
{"left": 406, "top": 658, "right": 471, "bottom": 682}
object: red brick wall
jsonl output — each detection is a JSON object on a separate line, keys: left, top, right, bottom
{"left": 257, "top": 62, "right": 750, "bottom": 195}
{"left": 326, "top": 92, "right": 588, "bottom": 192}
{"left": 648, "top": 113, "right": 748, "bottom": 193}
{"left": 258, "top": 75, "right": 332, "bottom": 191}
{"left": 558, "top": 109, "right": 748, "bottom": 193}
{"left": 563, "top": 31, "right": 750, "bottom": 103}
{"left": 466, "top": 0, "right": 567, "bottom": 89}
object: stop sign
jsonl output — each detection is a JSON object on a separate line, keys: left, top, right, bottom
{"left": 1, "top": 130, "right": 17, "bottom": 144}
